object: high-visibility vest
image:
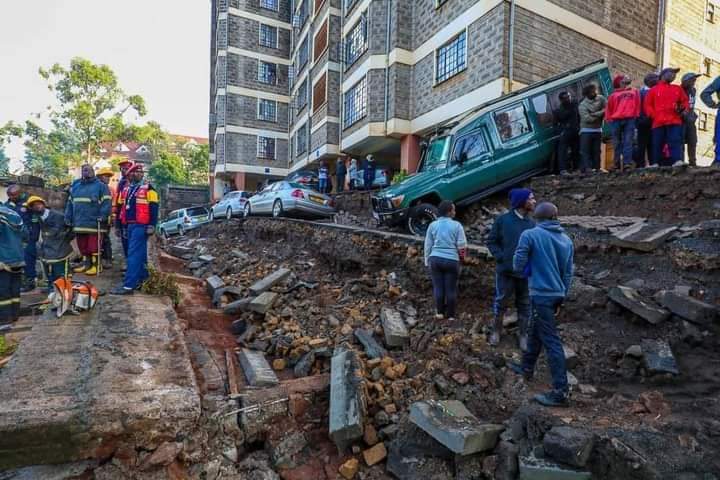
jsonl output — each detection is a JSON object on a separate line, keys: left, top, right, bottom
{"left": 119, "top": 184, "right": 155, "bottom": 225}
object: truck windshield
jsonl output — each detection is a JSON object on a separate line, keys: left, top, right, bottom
{"left": 420, "top": 136, "right": 450, "bottom": 172}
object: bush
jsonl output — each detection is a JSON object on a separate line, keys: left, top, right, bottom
{"left": 392, "top": 169, "right": 409, "bottom": 184}
{"left": 140, "top": 266, "right": 181, "bottom": 306}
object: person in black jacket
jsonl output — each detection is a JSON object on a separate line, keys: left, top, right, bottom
{"left": 27, "top": 196, "right": 75, "bottom": 293}
{"left": 485, "top": 188, "right": 536, "bottom": 349}
{"left": 554, "top": 92, "right": 580, "bottom": 174}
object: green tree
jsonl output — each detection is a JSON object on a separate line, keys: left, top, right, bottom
{"left": 185, "top": 143, "right": 209, "bottom": 185}
{"left": 0, "top": 147, "right": 9, "bottom": 176}
{"left": 149, "top": 151, "right": 188, "bottom": 187}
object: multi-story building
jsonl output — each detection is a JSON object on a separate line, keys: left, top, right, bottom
{"left": 662, "top": 0, "right": 719, "bottom": 166}
{"left": 211, "top": 0, "right": 669, "bottom": 197}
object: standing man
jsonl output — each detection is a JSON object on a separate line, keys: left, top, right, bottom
{"left": 635, "top": 73, "right": 660, "bottom": 168}
{"left": 5, "top": 184, "right": 38, "bottom": 292}
{"left": 578, "top": 84, "right": 607, "bottom": 173}
{"left": 681, "top": 73, "right": 701, "bottom": 166}
{"left": 96, "top": 167, "right": 115, "bottom": 269}
{"left": 554, "top": 92, "right": 580, "bottom": 175}
{"left": 644, "top": 67, "right": 689, "bottom": 167}
{"left": 318, "top": 161, "right": 329, "bottom": 194}
{"left": 485, "top": 188, "right": 536, "bottom": 349}
{"left": 605, "top": 75, "right": 641, "bottom": 170}
{"left": 335, "top": 158, "right": 347, "bottom": 193}
{"left": 0, "top": 205, "right": 25, "bottom": 325}
{"left": 65, "top": 164, "right": 112, "bottom": 276}
{"left": 111, "top": 163, "right": 159, "bottom": 295}
{"left": 511, "top": 202, "right": 574, "bottom": 407}
{"left": 348, "top": 158, "right": 358, "bottom": 190}
{"left": 363, "top": 154, "right": 376, "bottom": 190}
{"left": 113, "top": 160, "right": 133, "bottom": 258}
{"left": 26, "top": 196, "right": 74, "bottom": 293}
{"left": 700, "top": 74, "right": 720, "bottom": 164}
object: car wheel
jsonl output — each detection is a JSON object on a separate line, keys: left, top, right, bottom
{"left": 408, "top": 203, "right": 439, "bottom": 237}
{"left": 272, "top": 200, "right": 284, "bottom": 218}
{"left": 226, "top": 207, "right": 232, "bottom": 220}
{"left": 209, "top": 210, "right": 215, "bottom": 222}
{"left": 178, "top": 225, "right": 185, "bottom": 236}
{"left": 244, "top": 202, "right": 252, "bottom": 218}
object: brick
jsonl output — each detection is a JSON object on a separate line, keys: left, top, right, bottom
{"left": 381, "top": 308, "right": 409, "bottom": 348}
{"left": 205, "top": 275, "right": 225, "bottom": 297}
{"left": 409, "top": 400, "right": 504, "bottom": 456}
{"left": 362, "top": 442, "right": 387, "bottom": 466}
{"left": 354, "top": 328, "right": 387, "bottom": 359}
{"left": 329, "top": 348, "right": 366, "bottom": 450}
{"left": 608, "top": 286, "right": 671, "bottom": 325}
{"left": 249, "top": 292, "right": 279, "bottom": 314}
{"left": 237, "top": 349, "right": 279, "bottom": 387}
{"left": 249, "top": 268, "right": 291, "bottom": 295}
{"left": 655, "top": 290, "right": 719, "bottom": 326}
{"left": 339, "top": 457, "right": 359, "bottom": 479}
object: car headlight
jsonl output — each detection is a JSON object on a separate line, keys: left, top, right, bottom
{"left": 390, "top": 195, "right": 405, "bottom": 208}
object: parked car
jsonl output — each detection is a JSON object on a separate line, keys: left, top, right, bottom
{"left": 372, "top": 60, "right": 613, "bottom": 235}
{"left": 210, "top": 190, "right": 250, "bottom": 221}
{"left": 244, "top": 181, "right": 336, "bottom": 218}
{"left": 355, "top": 167, "right": 391, "bottom": 189}
{"left": 286, "top": 170, "right": 332, "bottom": 192}
{"left": 158, "top": 207, "right": 210, "bottom": 238}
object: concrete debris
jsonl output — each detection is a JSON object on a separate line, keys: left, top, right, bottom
{"left": 542, "top": 426, "right": 595, "bottom": 468}
{"left": 223, "top": 296, "right": 254, "bottom": 315}
{"left": 212, "top": 285, "right": 244, "bottom": 307}
{"left": 354, "top": 328, "right": 388, "bottom": 359}
{"left": 205, "top": 275, "right": 225, "bottom": 296}
{"left": 655, "top": 290, "right": 719, "bottom": 326}
{"left": 641, "top": 339, "right": 679, "bottom": 376}
{"left": 519, "top": 456, "right": 591, "bottom": 479}
{"left": 381, "top": 307, "right": 409, "bottom": 347}
{"left": 293, "top": 350, "right": 315, "bottom": 378}
{"left": 409, "top": 400, "right": 504, "bottom": 456}
{"left": 563, "top": 346, "right": 579, "bottom": 369}
{"left": 339, "top": 457, "right": 359, "bottom": 479}
{"left": 249, "top": 292, "right": 279, "bottom": 314}
{"left": 608, "top": 286, "right": 671, "bottom": 324}
{"left": 329, "top": 347, "right": 366, "bottom": 450}
{"left": 625, "top": 345, "right": 643, "bottom": 358}
{"left": 610, "top": 222, "right": 678, "bottom": 252}
{"left": 362, "top": 442, "right": 387, "bottom": 466}
{"left": 141, "top": 441, "right": 183, "bottom": 469}
{"left": 237, "top": 349, "right": 280, "bottom": 387}
{"left": 249, "top": 267, "right": 291, "bottom": 295}
{"left": 198, "top": 254, "right": 216, "bottom": 263}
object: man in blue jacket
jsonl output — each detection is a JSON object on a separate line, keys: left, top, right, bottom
{"left": 511, "top": 202, "right": 574, "bottom": 407}
{"left": 5, "top": 184, "right": 39, "bottom": 292}
{"left": 65, "top": 164, "right": 112, "bottom": 276}
{"left": 0, "top": 205, "right": 25, "bottom": 325}
{"left": 700, "top": 75, "right": 720, "bottom": 164}
{"left": 485, "top": 188, "right": 536, "bottom": 349}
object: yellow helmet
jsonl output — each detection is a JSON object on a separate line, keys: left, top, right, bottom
{"left": 25, "top": 195, "right": 46, "bottom": 207}
{"left": 96, "top": 167, "right": 114, "bottom": 177}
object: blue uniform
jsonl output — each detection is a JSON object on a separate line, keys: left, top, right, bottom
{"left": 5, "top": 193, "right": 38, "bottom": 282}
{"left": 65, "top": 177, "right": 112, "bottom": 233}
{"left": 700, "top": 76, "right": 720, "bottom": 163}
{"left": 0, "top": 206, "right": 25, "bottom": 323}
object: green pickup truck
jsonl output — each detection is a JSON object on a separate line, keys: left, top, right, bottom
{"left": 372, "top": 60, "right": 613, "bottom": 235}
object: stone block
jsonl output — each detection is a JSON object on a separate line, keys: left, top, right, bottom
{"left": 212, "top": 285, "right": 244, "bottom": 307}
{"left": 354, "top": 329, "right": 387, "bottom": 359}
{"left": 542, "top": 426, "right": 594, "bottom": 468}
{"left": 641, "top": 339, "right": 679, "bottom": 376}
{"left": 205, "top": 275, "right": 225, "bottom": 297}
{"left": 237, "top": 349, "right": 279, "bottom": 387}
{"left": 381, "top": 308, "right": 409, "bottom": 347}
{"left": 198, "top": 254, "right": 216, "bottom": 263}
{"left": 249, "top": 268, "right": 291, "bottom": 295}
{"left": 329, "top": 348, "right": 366, "bottom": 450}
{"left": 655, "top": 290, "right": 719, "bottom": 326}
{"left": 223, "top": 297, "right": 254, "bottom": 315}
{"left": 249, "top": 292, "right": 278, "bottom": 314}
{"left": 610, "top": 223, "right": 678, "bottom": 252}
{"left": 362, "top": 442, "right": 387, "bottom": 466}
{"left": 339, "top": 458, "right": 359, "bottom": 479}
{"left": 519, "top": 456, "right": 591, "bottom": 479}
{"left": 608, "top": 286, "right": 671, "bottom": 324}
{"left": 409, "top": 400, "right": 504, "bottom": 456}
{"left": 170, "top": 245, "right": 193, "bottom": 258}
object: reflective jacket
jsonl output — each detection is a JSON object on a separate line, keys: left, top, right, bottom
{"left": 112, "top": 176, "right": 128, "bottom": 219}
{"left": 644, "top": 81, "right": 690, "bottom": 129}
{"left": 118, "top": 182, "right": 159, "bottom": 226}
{"left": 38, "top": 209, "right": 75, "bottom": 262}
{"left": 64, "top": 177, "right": 112, "bottom": 233}
{"left": 5, "top": 193, "right": 38, "bottom": 242}
{"left": 0, "top": 205, "right": 25, "bottom": 271}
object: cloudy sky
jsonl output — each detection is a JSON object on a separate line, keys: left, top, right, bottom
{"left": 0, "top": 0, "right": 211, "bottom": 171}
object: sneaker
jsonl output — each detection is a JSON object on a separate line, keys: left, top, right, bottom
{"left": 533, "top": 390, "right": 569, "bottom": 407}
{"left": 508, "top": 362, "right": 533, "bottom": 381}
{"left": 110, "top": 286, "right": 134, "bottom": 296}
{"left": 672, "top": 160, "right": 685, "bottom": 167}
{"left": 434, "top": 313, "right": 444, "bottom": 320}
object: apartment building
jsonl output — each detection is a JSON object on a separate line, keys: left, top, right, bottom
{"left": 211, "top": 0, "right": 665, "bottom": 197}
{"left": 662, "top": 0, "right": 720, "bottom": 165}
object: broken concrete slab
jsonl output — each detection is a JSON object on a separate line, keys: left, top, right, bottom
{"left": 608, "top": 286, "right": 671, "bottom": 324}
{"left": 205, "top": 275, "right": 225, "bottom": 297}
{"left": 249, "top": 292, "right": 279, "bottom": 314}
{"left": 0, "top": 295, "right": 201, "bottom": 470}
{"left": 354, "top": 328, "right": 387, "bottom": 359}
{"left": 409, "top": 400, "right": 504, "bottom": 456}
{"left": 169, "top": 245, "right": 194, "bottom": 258}
{"left": 198, "top": 254, "right": 216, "bottom": 263}
{"left": 237, "top": 349, "right": 279, "bottom": 387}
{"left": 212, "top": 285, "right": 245, "bottom": 307}
{"left": 381, "top": 307, "right": 409, "bottom": 347}
{"left": 610, "top": 222, "right": 678, "bottom": 252}
{"left": 542, "top": 426, "right": 594, "bottom": 468}
{"left": 641, "top": 339, "right": 680, "bottom": 376}
{"left": 519, "top": 456, "right": 591, "bottom": 480}
{"left": 385, "top": 421, "right": 454, "bottom": 480}
{"left": 655, "top": 290, "right": 719, "bottom": 326}
{"left": 249, "top": 267, "right": 291, "bottom": 295}
{"left": 329, "top": 347, "right": 366, "bottom": 450}
{"left": 223, "top": 297, "right": 254, "bottom": 315}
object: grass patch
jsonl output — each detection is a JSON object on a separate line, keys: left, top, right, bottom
{"left": 140, "top": 266, "right": 182, "bottom": 306}
{"left": 0, "top": 335, "right": 17, "bottom": 357}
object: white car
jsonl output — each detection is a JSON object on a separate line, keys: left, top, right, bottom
{"left": 210, "top": 190, "right": 250, "bottom": 221}
{"left": 244, "top": 181, "right": 336, "bottom": 218}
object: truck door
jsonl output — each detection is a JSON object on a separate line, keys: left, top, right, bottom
{"left": 447, "top": 127, "right": 495, "bottom": 200}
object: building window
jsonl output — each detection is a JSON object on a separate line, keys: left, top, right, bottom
{"left": 258, "top": 61, "right": 278, "bottom": 84}
{"left": 297, "top": 0, "right": 309, "bottom": 28}
{"left": 297, "top": 123, "right": 307, "bottom": 155}
{"left": 313, "top": 72, "right": 327, "bottom": 111}
{"left": 257, "top": 137, "right": 276, "bottom": 159}
{"left": 704, "top": 57, "right": 713, "bottom": 76}
{"left": 298, "top": 36, "right": 309, "bottom": 70}
{"left": 297, "top": 78, "right": 308, "bottom": 110}
{"left": 257, "top": 99, "right": 278, "bottom": 122}
{"left": 260, "top": 0, "right": 278, "bottom": 11}
{"left": 345, "top": 14, "right": 367, "bottom": 68}
{"left": 314, "top": 19, "right": 329, "bottom": 60}
{"left": 344, "top": 0, "right": 360, "bottom": 14}
{"left": 494, "top": 104, "right": 531, "bottom": 142}
{"left": 343, "top": 76, "right": 367, "bottom": 127}
{"left": 315, "top": 0, "right": 327, "bottom": 14}
{"left": 708, "top": 2, "right": 716, "bottom": 23}
{"left": 699, "top": 112, "right": 709, "bottom": 131}
{"left": 259, "top": 24, "right": 278, "bottom": 48}
{"left": 435, "top": 31, "right": 467, "bottom": 84}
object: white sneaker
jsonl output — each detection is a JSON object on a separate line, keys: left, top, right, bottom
{"left": 672, "top": 161, "right": 685, "bottom": 167}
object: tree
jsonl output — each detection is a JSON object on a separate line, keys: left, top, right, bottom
{"left": 0, "top": 147, "right": 9, "bottom": 176}
{"left": 149, "top": 151, "right": 188, "bottom": 188}
{"left": 185, "top": 143, "right": 209, "bottom": 185}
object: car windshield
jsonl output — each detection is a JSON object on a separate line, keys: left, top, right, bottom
{"left": 420, "top": 136, "right": 450, "bottom": 172}
{"left": 187, "top": 207, "right": 208, "bottom": 217}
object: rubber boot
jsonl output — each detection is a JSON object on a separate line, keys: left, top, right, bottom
{"left": 488, "top": 315, "right": 503, "bottom": 346}
{"left": 73, "top": 256, "right": 89, "bottom": 273}
{"left": 517, "top": 315, "right": 529, "bottom": 352}
{"left": 84, "top": 255, "right": 99, "bottom": 276}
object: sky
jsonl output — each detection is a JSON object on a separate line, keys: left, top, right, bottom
{"left": 0, "top": 0, "right": 210, "bottom": 172}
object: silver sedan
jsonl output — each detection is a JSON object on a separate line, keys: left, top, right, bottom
{"left": 244, "top": 181, "right": 336, "bottom": 218}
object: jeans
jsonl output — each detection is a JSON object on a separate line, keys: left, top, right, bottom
{"left": 683, "top": 119, "right": 698, "bottom": 166}
{"left": 610, "top": 119, "right": 636, "bottom": 168}
{"left": 123, "top": 224, "right": 149, "bottom": 290}
{"left": 43, "top": 259, "right": 69, "bottom": 293}
{"left": 651, "top": 124, "right": 683, "bottom": 167}
{"left": 580, "top": 132, "right": 602, "bottom": 172}
{"left": 634, "top": 119, "right": 653, "bottom": 167}
{"left": 429, "top": 256, "right": 460, "bottom": 318}
{"left": 521, "top": 296, "right": 568, "bottom": 395}
{"left": 493, "top": 273, "right": 531, "bottom": 325}
{"left": 318, "top": 178, "right": 328, "bottom": 194}
{"left": 557, "top": 131, "right": 579, "bottom": 172}
{"left": 715, "top": 113, "right": 720, "bottom": 164}
{"left": 336, "top": 174, "right": 345, "bottom": 193}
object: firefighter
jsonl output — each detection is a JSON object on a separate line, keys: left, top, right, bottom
{"left": 5, "top": 184, "right": 39, "bottom": 292}
{"left": 114, "top": 159, "right": 133, "bottom": 257}
{"left": 0, "top": 204, "right": 25, "bottom": 325}
{"left": 96, "top": 166, "right": 116, "bottom": 269}
{"left": 111, "top": 163, "right": 159, "bottom": 295}
{"left": 26, "top": 196, "right": 74, "bottom": 293}
{"left": 64, "top": 164, "right": 112, "bottom": 276}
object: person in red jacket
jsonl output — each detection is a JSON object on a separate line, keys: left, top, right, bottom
{"left": 605, "top": 75, "right": 641, "bottom": 170}
{"left": 644, "top": 67, "right": 690, "bottom": 167}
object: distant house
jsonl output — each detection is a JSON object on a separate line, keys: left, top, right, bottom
{"left": 98, "top": 141, "right": 154, "bottom": 167}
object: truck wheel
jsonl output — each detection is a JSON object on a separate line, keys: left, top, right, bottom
{"left": 408, "top": 203, "right": 438, "bottom": 236}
